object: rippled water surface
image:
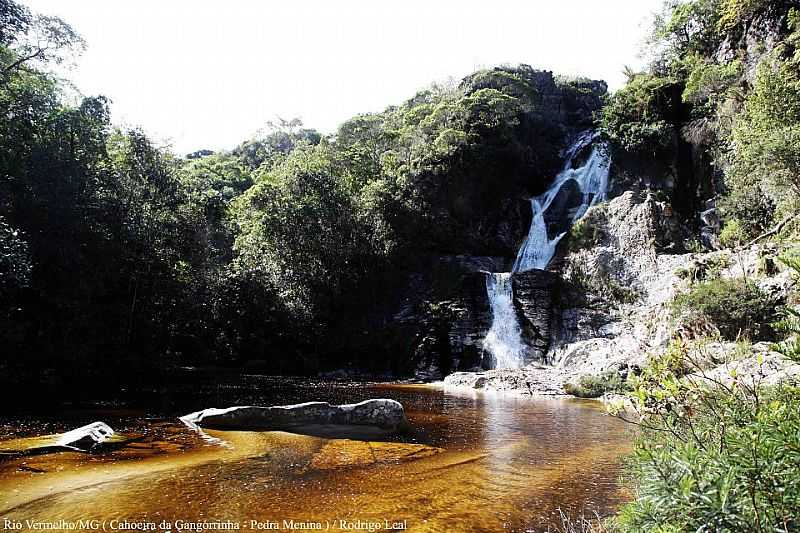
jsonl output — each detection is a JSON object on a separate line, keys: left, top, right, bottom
{"left": 0, "top": 377, "right": 632, "bottom": 532}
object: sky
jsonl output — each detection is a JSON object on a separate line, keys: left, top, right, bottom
{"left": 25, "top": 0, "right": 665, "bottom": 155}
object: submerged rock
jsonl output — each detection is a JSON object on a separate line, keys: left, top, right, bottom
{"left": 181, "top": 399, "right": 409, "bottom": 434}
{"left": 306, "top": 440, "right": 443, "bottom": 471}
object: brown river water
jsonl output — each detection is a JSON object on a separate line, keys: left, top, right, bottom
{"left": 0, "top": 377, "right": 632, "bottom": 532}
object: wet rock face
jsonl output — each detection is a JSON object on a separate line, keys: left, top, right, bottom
{"left": 418, "top": 269, "right": 559, "bottom": 374}
{"left": 446, "top": 271, "right": 494, "bottom": 370}
{"left": 395, "top": 258, "right": 503, "bottom": 379}
{"left": 544, "top": 179, "right": 583, "bottom": 238}
{"left": 181, "top": 399, "right": 408, "bottom": 433}
{"left": 511, "top": 270, "right": 559, "bottom": 363}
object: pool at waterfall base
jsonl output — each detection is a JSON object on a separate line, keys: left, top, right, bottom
{"left": 0, "top": 379, "right": 631, "bottom": 532}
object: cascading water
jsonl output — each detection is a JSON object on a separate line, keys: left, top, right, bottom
{"left": 482, "top": 131, "right": 611, "bottom": 369}
{"left": 513, "top": 131, "right": 611, "bottom": 273}
{"left": 482, "top": 273, "right": 526, "bottom": 370}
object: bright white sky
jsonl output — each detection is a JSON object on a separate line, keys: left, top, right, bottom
{"left": 25, "top": 0, "right": 664, "bottom": 155}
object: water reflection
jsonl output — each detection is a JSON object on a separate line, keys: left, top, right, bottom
{"left": 0, "top": 380, "right": 631, "bottom": 532}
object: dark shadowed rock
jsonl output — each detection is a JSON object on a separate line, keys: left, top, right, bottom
{"left": 512, "top": 270, "right": 559, "bottom": 363}
{"left": 181, "top": 399, "right": 408, "bottom": 434}
{"left": 544, "top": 179, "right": 583, "bottom": 237}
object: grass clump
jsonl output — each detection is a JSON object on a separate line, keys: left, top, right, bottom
{"left": 568, "top": 206, "right": 607, "bottom": 253}
{"left": 564, "top": 369, "right": 629, "bottom": 399}
{"left": 672, "top": 277, "right": 778, "bottom": 340}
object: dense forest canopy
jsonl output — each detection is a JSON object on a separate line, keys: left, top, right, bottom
{"left": 0, "top": 0, "right": 604, "bottom": 394}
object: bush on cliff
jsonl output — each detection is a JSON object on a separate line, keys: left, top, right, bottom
{"left": 612, "top": 254, "right": 800, "bottom": 531}
{"left": 671, "top": 277, "right": 778, "bottom": 340}
{"left": 599, "top": 73, "right": 679, "bottom": 156}
{"left": 564, "top": 370, "right": 629, "bottom": 399}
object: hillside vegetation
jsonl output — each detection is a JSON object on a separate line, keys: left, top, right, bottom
{"left": 597, "top": 0, "right": 800, "bottom": 530}
{"left": 0, "top": 0, "right": 603, "bottom": 394}
{"left": 601, "top": 0, "right": 800, "bottom": 246}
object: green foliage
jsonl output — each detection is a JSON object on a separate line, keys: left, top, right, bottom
{"left": 675, "top": 253, "right": 731, "bottom": 282}
{"left": 600, "top": 73, "right": 678, "bottom": 154}
{"left": 672, "top": 277, "right": 778, "bottom": 340}
{"left": 564, "top": 370, "right": 629, "bottom": 398}
{"left": 614, "top": 0, "right": 800, "bottom": 246}
{"left": 232, "top": 143, "right": 385, "bottom": 327}
{"left": 651, "top": 0, "right": 724, "bottom": 63}
{"left": 719, "top": 182, "right": 776, "bottom": 239}
{"left": 567, "top": 206, "right": 606, "bottom": 252}
{"left": 614, "top": 309, "right": 800, "bottom": 531}
{"left": 564, "top": 258, "right": 640, "bottom": 307}
{"left": 0, "top": 215, "right": 29, "bottom": 295}
{"left": 615, "top": 380, "right": 800, "bottom": 531}
{"left": 681, "top": 54, "right": 742, "bottom": 104}
{"left": 717, "top": 0, "right": 771, "bottom": 32}
{"left": 233, "top": 118, "right": 321, "bottom": 172}
{"left": 723, "top": 10, "right": 800, "bottom": 234}
{"left": 772, "top": 253, "right": 800, "bottom": 361}
{"left": 718, "top": 218, "right": 746, "bottom": 247}
{"left": 460, "top": 67, "right": 538, "bottom": 102}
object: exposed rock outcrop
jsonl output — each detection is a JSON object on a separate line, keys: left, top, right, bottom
{"left": 688, "top": 351, "right": 800, "bottom": 389}
{"left": 443, "top": 367, "right": 566, "bottom": 396}
{"left": 554, "top": 192, "right": 798, "bottom": 391}
{"left": 181, "top": 399, "right": 408, "bottom": 434}
{"left": 512, "top": 270, "right": 558, "bottom": 362}
{"left": 443, "top": 190, "right": 798, "bottom": 397}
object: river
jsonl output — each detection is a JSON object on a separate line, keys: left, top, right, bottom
{"left": 0, "top": 377, "right": 631, "bottom": 532}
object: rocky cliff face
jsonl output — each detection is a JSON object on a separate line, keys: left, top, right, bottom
{"left": 512, "top": 270, "right": 558, "bottom": 362}
{"left": 444, "top": 189, "right": 798, "bottom": 396}
{"left": 398, "top": 260, "right": 559, "bottom": 379}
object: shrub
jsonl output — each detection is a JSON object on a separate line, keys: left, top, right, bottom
{"left": 675, "top": 253, "right": 732, "bottom": 282}
{"left": 719, "top": 183, "right": 776, "bottom": 241}
{"left": 773, "top": 254, "right": 800, "bottom": 360}
{"left": 719, "top": 218, "right": 745, "bottom": 248}
{"left": 567, "top": 206, "right": 606, "bottom": 252}
{"left": 564, "top": 369, "right": 628, "bottom": 398}
{"left": 600, "top": 73, "right": 679, "bottom": 154}
{"left": 614, "top": 381, "right": 800, "bottom": 531}
{"left": 672, "top": 277, "right": 778, "bottom": 340}
{"left": 612, "top": 260, "right": 800, "bottom": 531}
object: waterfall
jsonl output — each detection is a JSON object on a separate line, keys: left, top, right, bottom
{"left": 482, "top": 131, "right": 611, "bottom": 369}
{"left": 513, "top": 131, "right": 611, "bottom": 273}
{"left": 482, "top": 273, "right": 526, "bottom": 370}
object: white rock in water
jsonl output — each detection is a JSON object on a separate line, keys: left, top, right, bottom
{"left": 56, "top": 421, "right": 115, "bottom": 451}
{"left": 181, "top": 399, "right": 408, "bottom": 433}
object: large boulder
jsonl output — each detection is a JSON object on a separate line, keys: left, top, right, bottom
{"left": 181, "top": 399, "right": 408, "bottom": 433}
{"left": 56, "top": 422, "right": 115, "bottom": 451}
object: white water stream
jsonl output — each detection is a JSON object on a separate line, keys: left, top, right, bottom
{"left": 483, "top": 131, "right": 611, "bottom": 369}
